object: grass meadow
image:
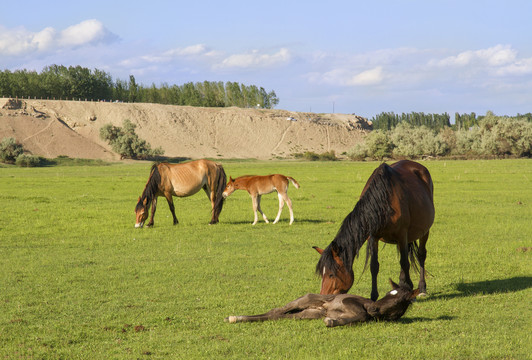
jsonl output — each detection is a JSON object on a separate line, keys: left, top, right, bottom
{"left": 0, "top": 159, "right": 530, "bottom": 359}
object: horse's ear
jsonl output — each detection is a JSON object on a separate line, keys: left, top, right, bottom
{"left": 229, "top": 176, "right": 234, "bottom": 182}
{"left": 331, "top": 248, "right": 344, "bottom": 266}
{"left": 313, "top": 246, "right": 324, "bottom": 255}
{"left": 389, "top": 278, "right": 400, "bottom": 289}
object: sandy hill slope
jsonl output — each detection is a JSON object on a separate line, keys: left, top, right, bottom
{"left": 0, "top": 98, "right": 370, "bottom": 161}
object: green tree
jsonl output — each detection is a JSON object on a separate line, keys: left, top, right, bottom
{"left": 0, "top": 137, "right": 24, "bottom": 164}
{"left": 99, "top": 120, "right": 164, "bottom": 159}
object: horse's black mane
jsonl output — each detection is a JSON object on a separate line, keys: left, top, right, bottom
{"left": 135, "top": 163, "right": 161, "bottom": 211}
{"left": 316, "top": 163, "right": 395, "bottom": 275}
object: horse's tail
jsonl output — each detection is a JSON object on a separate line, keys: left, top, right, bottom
{"left": 211, "top": 164, "right": 227, "bottom": 224}
{"left": 408, "top": 241, "right": 421, "bottom": 274}
{"left": 286, "top": 176, "right": 300, "bottom": 189}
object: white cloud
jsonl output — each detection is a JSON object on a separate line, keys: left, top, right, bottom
{"left": 58, "top": 19, "right": 115, "bottom": 47}
{"left": 0, "top": 20, "right": 117, "bottom": 57}
{"left": 348, "top": 66, "right": 384, "bottom": 86}
{"left": 432, "top": 45, "right": 517, "bottom": 68}
{"left": 216, "top": 48, "right": 291, "bottom": 69}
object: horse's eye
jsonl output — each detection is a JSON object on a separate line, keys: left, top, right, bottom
{"left": 328, "top": 273, "right": 335, "bottom": 278}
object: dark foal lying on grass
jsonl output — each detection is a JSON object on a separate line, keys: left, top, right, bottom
{"left": 225, "top": 279, "right": 419, "bottom": 327}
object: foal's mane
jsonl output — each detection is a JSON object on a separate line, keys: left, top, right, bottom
{"left": 316, "top": 163, "right": 396, "bottom": 275}
{"left": 135, "top": 163, "right": 161, "bottom": 211}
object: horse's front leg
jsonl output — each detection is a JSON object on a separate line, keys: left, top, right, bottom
{"left": 255, "top": 195, "right": 269, "bottom": 224}
{"left": 369, "top": 236, "right": 380, "bottom": 301}
{"left": 324, "top": 312, "right": 371, "bottom": 327}
{"left": 164, "top": 193, "right": 178, "bottom": 225}
{"left": 251, "top": 196, "right": 260, "bottom": 225}
{"left": 147, "top": 197, "right": 157, "bottom": 227}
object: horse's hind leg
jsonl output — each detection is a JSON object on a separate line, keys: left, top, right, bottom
{"left": 398, "top": 235, "right": 414, "bottom": 290}
{"left": 273, "top": 192, "right": 285, "bottom": 224}
{"left": 418, "top": 232, "right": 429, "bottom": 296}
{"left": 225, "top": 294, "right": 330, "bottom": 323}
{"left": 204, "top": 185, "right": 219, "bottom": 225}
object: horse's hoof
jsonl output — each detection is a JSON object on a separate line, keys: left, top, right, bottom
{"left": 225, "top": 316, "right": 238, "bottom": 323}
{"left": 418, "top": 292, "right": 428, "bottom": 298}
{"left": 324, "top": 318, "right": 335, "bottom": 327}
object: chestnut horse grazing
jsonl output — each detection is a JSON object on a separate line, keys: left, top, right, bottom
{"left": 135, "top": 159, "right": 226, "bottom": 227}
{"left": 225, "top": 279, "right": 419, "bottom": 327}
{"left": 222, "top": 174, "right": 300, "bottom": 225}
{"left": 315, "top": 160, "right": 434, "bottom": 300}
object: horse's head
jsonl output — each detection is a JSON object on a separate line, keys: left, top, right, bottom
{"left": 314, "top": 246, "right": 354, "bottom": 295}
{"left": 135, "top": 196, "right": 149, "bottom": 228}
{"left": 366, "top": 279, "right": 420, "bottom": 321}
{"left": 222, "top": 177, "right": 237, "bottom": 198}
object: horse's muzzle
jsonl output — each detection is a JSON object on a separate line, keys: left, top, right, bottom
{"left": 135, "top": 222, "right": 144, "bottom": 228}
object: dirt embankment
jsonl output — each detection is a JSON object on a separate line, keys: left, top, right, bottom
{"left": 0, "top": 98, "right": 371, "bottom": 161}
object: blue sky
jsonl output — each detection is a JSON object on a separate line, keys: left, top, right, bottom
{"left": 1, "top": 0, "right": 531, "bottom": 118}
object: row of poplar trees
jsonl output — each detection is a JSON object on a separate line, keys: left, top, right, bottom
{"left": 0, "top": 65, "right": 279, "bottom": 109}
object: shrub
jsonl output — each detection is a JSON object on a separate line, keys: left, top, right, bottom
{"left": 0, "top": 137, "right": 24, "bottom": 164}
{"left": 347, "top": 143, "right": 368, "bottom": 161}
{"left": 293, "top": 150, "right": 337, "bottom": 161}
{"left": 15, "top": 154, "right": 42, "bottom": 167}
{"left": 390, "top": 123, "right": 448, "bottom": 158}
{"left": 100, "top": 119, "right": 164, "bottom": 159}
{"left": 365, "top": 130, "right": 392, "bottom": 160}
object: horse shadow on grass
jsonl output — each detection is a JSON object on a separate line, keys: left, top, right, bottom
{"left": 423, "top": 276, "right": 532, "bottom": 302}
{"left": 224, "top": 218, "right": 329, "bottom": 225}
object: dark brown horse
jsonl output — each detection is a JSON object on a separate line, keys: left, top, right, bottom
{"left": 315, "top": 160, "right": 434, "bottom": 300}
{"left": 135, "top": 159, "right": 226, "bottom": 227}
{"left": 225, "top": 279, "right": 420, "bottom": 327}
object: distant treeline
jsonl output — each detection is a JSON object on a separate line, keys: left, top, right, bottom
{"left": 0, "top": 65, "right": 279, "bottom": 109}
{"left": 350, "top": 111, "right": 532, "bottom": 160}
{"left": 372, "top": 111, "right": 532, "bottom": 131}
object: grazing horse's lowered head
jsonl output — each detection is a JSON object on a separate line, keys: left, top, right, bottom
{"left": 225, "top": 279, "right": 420, "bottom": 327}
{"left": 135, "top": 196, "right": 149, "bottom": 228}
{"left": 313, "top": 246, "right": 354, "bottom": 295}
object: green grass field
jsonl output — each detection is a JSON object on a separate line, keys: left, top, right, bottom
{"left": 0, "top": 159, "right": 530, "bottom": 359}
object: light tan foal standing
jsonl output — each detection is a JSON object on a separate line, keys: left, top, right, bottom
{"left": 222, "top": 174, "right": 300, "bottom": 225}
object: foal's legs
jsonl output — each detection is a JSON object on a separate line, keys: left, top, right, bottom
{"left": 417, "top": 232, "right": 429, "bottom": 295}
{"left": 225, "top": 294, "right": 331, "bottom": 323}
{"left": 324, "top": 312, "right": 371, "bottom": 328}
{"left": 369, "top": 237, "right": 380, "bottom": 301}
{"left": 251, "top": 195, "right": 269, "bottom": 225}
{"left": 273, "top": 192, "right": 285, "bottom": 224}
{"left": 273, "top": 191, "right": 295, "bottom": 225}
